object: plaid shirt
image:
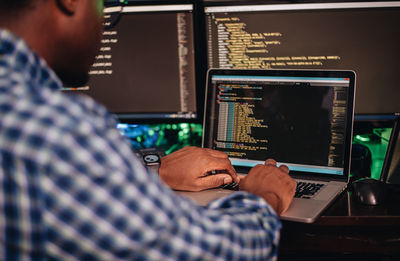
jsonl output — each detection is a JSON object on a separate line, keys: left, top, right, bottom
{"left": 0, "top": 29, "right": 281, "bottom": 261}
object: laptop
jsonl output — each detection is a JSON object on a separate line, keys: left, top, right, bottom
{"left": 179, "top": 69, "right": 355, "bottom": 223}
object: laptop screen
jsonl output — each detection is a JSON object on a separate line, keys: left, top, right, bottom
{"left": 203, "top": 69, "right": 355, "bottom": 179}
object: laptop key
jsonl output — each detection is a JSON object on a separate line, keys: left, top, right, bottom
{"left": 295, "top": 182, "right": 325, "bottom": 198}
{"left": 220, "top": 182, "right": 239, "bottom": 191}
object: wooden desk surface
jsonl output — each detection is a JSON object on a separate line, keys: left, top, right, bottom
{"left": 279, "top": 187, "right": 400, "bottom": 258}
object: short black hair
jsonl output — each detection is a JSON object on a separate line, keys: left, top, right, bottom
{"left": 0, "top": 0, "right": 41, "bottom": 18}
{"left": 0, "top": 0, "right": 34, "bottom": 10}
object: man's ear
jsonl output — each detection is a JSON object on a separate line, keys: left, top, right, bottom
{"left": 56, "top": 0, "right": 79, "bottom": 15}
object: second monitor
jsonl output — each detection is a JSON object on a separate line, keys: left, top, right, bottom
{"left": 64, "top": 2, "right": 198, "bottom": 121}
{"left": 205, "top": 1, "right": 400, "bottom": 114}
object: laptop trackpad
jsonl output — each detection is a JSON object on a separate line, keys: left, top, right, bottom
{"left": 314, "top": 184, "right": 343, "bottom": 201}
{"left": 177, "top": 189, "right": 234, "bottom": 206}
{"left": 281, "top": 198, "right": 327, "bottom": 223}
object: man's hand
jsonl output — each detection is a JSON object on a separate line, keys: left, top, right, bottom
{"left": 159, "top": 146, "right": 239, "bottom": 191}
{"left": 240, "top": 159, "right": 296, "bottom": 215}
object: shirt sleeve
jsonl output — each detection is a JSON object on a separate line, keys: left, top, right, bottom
{"left": 40, "top": 96, "right": 281, "bottom": 261}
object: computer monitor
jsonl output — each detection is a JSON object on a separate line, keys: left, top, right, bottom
{"left": 381, "top": 115, "right": 400, "bottom": 184}
{"left": 352, "top": 114, "right": 398, "bottom": 180}
{"left": 117, "top": 122, "right": 203, "bottom": 154}
{"left": 64, "top": 1, "right": 199, "bottom": 122}
{"left": 204, "top": 1, "right": 400, "bottom": 114}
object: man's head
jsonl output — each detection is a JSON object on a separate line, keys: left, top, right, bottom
{"left": 0, "top": 0, "right": 104, "bottom": 87}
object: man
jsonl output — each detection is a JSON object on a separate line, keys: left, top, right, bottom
{"left": 0, "top": 0, "right": 296, "bottom": 260}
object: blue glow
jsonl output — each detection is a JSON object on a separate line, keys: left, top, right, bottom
{"left": 212, "top": 75, "right": 349, "bottom": 82}
{"left": 230, "top": 159, "right": 343, "bottom": 175}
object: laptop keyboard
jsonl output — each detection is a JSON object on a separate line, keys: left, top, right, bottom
{"left": 220, "top": 181, "right": 326, "bottom": 196}
{"left": 219, "top": 181, "right": 239, "bottom": 191}
{"left": 295, "top": 181, "right": 324, "bottom": 199}
{"left": 212, "top": 173, "right": 325, "bottom": 197}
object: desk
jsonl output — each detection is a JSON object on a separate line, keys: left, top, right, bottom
{"left": 279, "top": 187, "right": 400, "bottom": 260}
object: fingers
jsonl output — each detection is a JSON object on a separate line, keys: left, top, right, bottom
{"left": 240, "top": 160, "right": 295, "bottom": 215}
{"left": 204, "top": 148, "right": 229, "bottom": 159}
{"left": 278, "top": 164, "right": 290, "bottom": 174}
{"left": 265, "top": 158, "right": 290, "bottom": 174}
{"left": 203, "top": 166, "right": 239, "bottom": 184}
{"left": 237, "top": 174, "right": 246, "bottom": 182}
{"left": 203, "top": 153, "right": 239, "bottom": 184}
{"left": 265, "top": 159, "right": 277, "bottom": 166}
{"left": 223, "top": 163, "right": 239, "bottom": 183}
{"left": 197, "top": 174, "right": 232, "bottom": 191}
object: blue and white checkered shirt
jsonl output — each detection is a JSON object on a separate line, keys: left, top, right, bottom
{"left": 0, "top": 29, "right": 281, "bottom": 261}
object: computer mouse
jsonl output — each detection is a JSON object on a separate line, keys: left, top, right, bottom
{"left": 351, "top": 178, "right": 386, "bottom": 205}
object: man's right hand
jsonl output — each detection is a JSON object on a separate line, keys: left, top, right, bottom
{"left": 239, "top": 159, "right": 296, "bottom": 215}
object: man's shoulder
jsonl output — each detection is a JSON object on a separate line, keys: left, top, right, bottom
{"left": 1, "top": 70, "right": 116, "bottom": 138}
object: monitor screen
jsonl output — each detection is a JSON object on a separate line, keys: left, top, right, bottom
{"left": 204, "top": 1, "right": 400, "bottom": 114}
{"left": 352, "top": 114, "right": 397, "bottom": 180}
{"left": 203, "top": 69, "right": 355, "bottom": 178}
{"left": 64, "top": 2, "right": 198, "bottom": 121}
{"left": 382, "top": 115, "right": 400, "bottom": 184}
{"left": 117, "top": 122, "right": 203, "bottom": 154}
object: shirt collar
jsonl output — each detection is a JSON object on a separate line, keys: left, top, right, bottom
{"left": 0, "top": 28, "right": 62, "bottom": 91}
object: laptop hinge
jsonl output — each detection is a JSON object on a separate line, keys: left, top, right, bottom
{"left": 291, "top": 174, "right": 347, "bottom": 183}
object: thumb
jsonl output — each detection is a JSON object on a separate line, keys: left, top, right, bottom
{"left": 198, "top": 174, "right": 232, "bottom": 190}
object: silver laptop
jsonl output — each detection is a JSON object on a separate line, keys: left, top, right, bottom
{"left": 179, "top": 69, "right": 355, "bottom": 223}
